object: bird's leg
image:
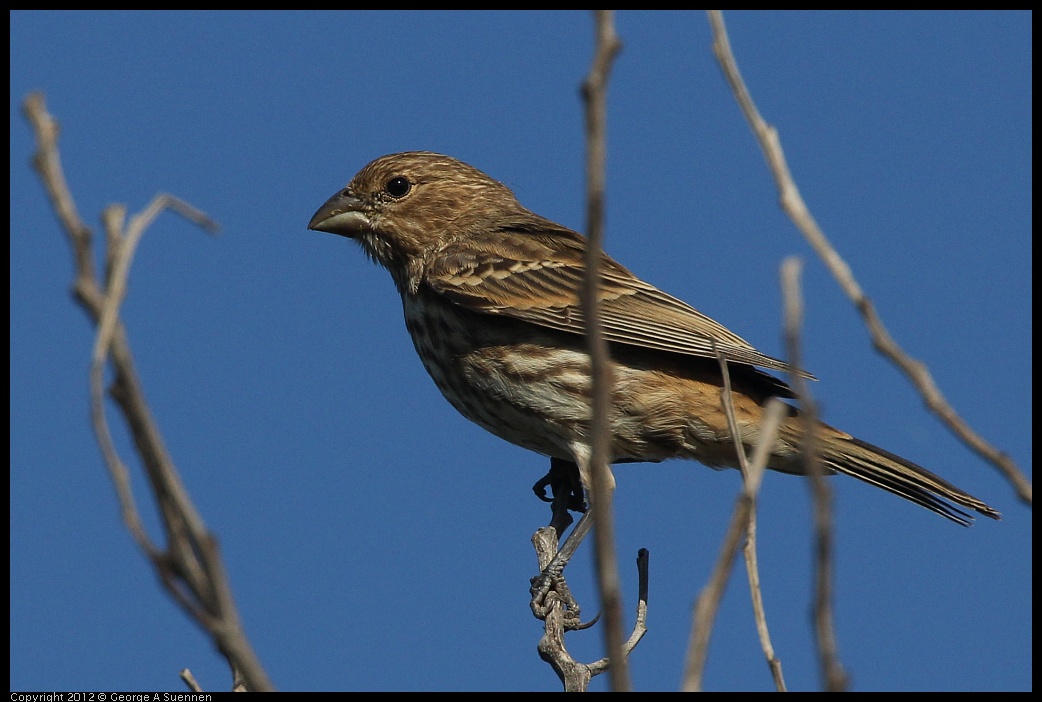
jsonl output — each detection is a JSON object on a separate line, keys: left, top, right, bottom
{"left": 530, "top": 458, "right": 593, "bottom": 625}
{"left": 533, "top": 458, "right": 587, "bottom": 510}
{"left": 532, "top": 457, "right": 587, "bottom": 533}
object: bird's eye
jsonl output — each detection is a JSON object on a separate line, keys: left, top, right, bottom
{"left": 385, "top": 176, "right": 411, "bottom": 198}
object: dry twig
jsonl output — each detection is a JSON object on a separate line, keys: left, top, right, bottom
{"left": 23, "top": 92, "right": 272, "bottom": 692}
{"left": 681, "top": 397, "right": 787, "bottom": 691}
{"left": 781, "top": 257, "right": 847, "bottom": 691}
{"left": 705, "top": 10, "right": 1029, "bottom": 508}
{"left": 580, "top": 8, "right": 630, "bottom": 692}
{"left": 531, "top": 528, "right": 649, "bottom": 692}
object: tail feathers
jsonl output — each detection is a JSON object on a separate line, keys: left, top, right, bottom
{"left": 822, "top": 435, "right": 1001, "bottom": 526}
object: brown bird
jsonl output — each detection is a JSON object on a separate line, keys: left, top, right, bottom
{"left": 308, "top": 151, "right": 999, "bottom": 526}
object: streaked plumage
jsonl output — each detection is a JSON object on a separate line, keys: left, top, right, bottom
{"left": 308, "top": 151, "right": 999, "bottom": 526}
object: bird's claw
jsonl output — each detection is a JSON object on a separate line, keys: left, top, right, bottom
{"left": 530, "top": 570, "right": 590, "bottom": 629}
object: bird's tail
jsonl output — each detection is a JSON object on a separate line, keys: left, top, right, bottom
{"left": 790, "top": 423, "right": 1001, "bottom": 526}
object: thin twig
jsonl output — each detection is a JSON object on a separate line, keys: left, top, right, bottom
{"left": 743, "top": 403, "right": 787, "bottom": 690}
{"left": 736, "top": 419, "right": 787, "bottom": 689}
{"left": 179, "top": 669, "right": 203, "bottom": 693}
{"left": 782, "top": 257, "right": 848, "bottom": 691}
{"left": 589, "top": 548, "right": 650, "bottom": 675}
{"left": 532, "top": 527, "right": 594, "bottom": 692}
{"left": 706, "top": 10, "right": 1029, "bottom": 508}
{"left": 710, "top": 343, "right": 786, "bottom": 690}
{"left": 581, "top": 9, "right": 628, "bottom": 692}
{"left": 23, "top": 92, "right": 272, "bottom": 692}
{"left": 531, "top": 529, "right": 650, "bottom": 691}
{"left": 90, "top": 195, "right": 219, "bottom": 571}
{"left": 681, "top": 398, "right": 787, "bottom": 691}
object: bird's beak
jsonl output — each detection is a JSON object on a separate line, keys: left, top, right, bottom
{"left": 308, "top": 190, "right": 369, "bottom": 238}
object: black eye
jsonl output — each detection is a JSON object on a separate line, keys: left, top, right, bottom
{"left": 386, "top": 176, "right": 411, "bottom": 198}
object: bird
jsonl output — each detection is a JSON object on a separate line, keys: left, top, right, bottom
{"left": 308, "top": 151, "right": 999, "bottom": 527}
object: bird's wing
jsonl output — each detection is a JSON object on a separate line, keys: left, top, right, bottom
{"left": 426, "top": 224, "right": 810, "bottom": 377}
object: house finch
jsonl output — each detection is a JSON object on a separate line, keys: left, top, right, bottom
{"left": 308, "top": 151, "right": 998, "bottom": 526}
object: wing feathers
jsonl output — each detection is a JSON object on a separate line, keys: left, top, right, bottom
{"left": 427, "top": 231, "right": 808, "bottom": 377}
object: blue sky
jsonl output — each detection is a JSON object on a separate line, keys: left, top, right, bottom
{"left": 10, "top": 11, "right": 1030, "bottom": 692}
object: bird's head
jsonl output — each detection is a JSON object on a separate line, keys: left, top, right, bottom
{"left": 308, "top": 151, "right": 526, "bottom": 289}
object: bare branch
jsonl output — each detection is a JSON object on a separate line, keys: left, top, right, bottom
{"left": 681, "top": 397, "right": 787, "bottom": 691}
{"left": 23, "top": 92, "right": 97, "bottom": 295}
{"left": 704, "top": 343, "right": 787, "bottom": 690}
{"left": 23, "top": 92, "right": 272, "bottom": 692}
{"left": 531, "top": 528, "right": 649, "bottom": 691}
{"left": 589, "top": 548, "right": 649, "bottom": 675}
{"left": 179, "top": 669, "right": 203, "bottom": 693}
{"left": 532, "top": 526, "right": 594, "bottom": 692}
{"left": 705, "top": 10, "right": 1029, "bottom": 508}
{"left": 782, "top": 257, "right": 848, "bottom": 691}
{"left": 742, "top": 401, "right": 787, "bottom": 691}
{"left": 581, "top": 8, "right": 629, "bottom": 692}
